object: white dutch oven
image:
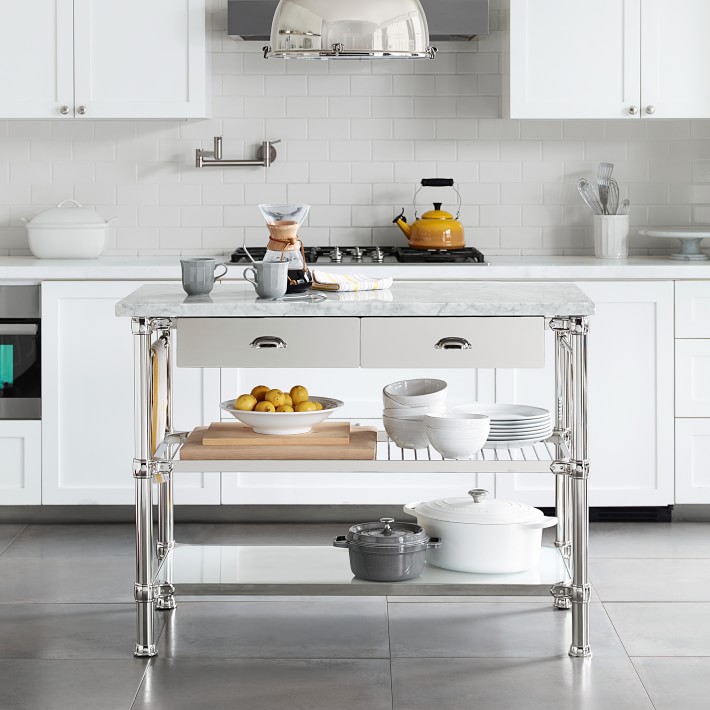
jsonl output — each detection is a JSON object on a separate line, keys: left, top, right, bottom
{"left": 22, "top": 200, "right": 116, "bottom": 259}
{"left": 403, "top": 488, "right": 557, "bottom": 574}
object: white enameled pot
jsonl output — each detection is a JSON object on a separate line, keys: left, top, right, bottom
{"left": 22, "top": 200, "right": 117, "bottom": 259}
{"left": 403, "top": 489, "right": 557, "bottom": 574}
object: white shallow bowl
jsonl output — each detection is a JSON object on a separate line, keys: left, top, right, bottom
{"left": 382, "top": 404, "right": 446, "bottom": 419}
{"left": 424, "top": 413, "right": 491, "bottom": 431}
{"left": 426, "top": 426, "right": 489, "bottom": 459}
{"left": 383, "top": 379, "right": 448, "bottom": 408}
{"left": 383, "top": 414, "right": 430, "bottom": 449}
{"left": 220, "top": 396, "right": 343, "bottom": 435}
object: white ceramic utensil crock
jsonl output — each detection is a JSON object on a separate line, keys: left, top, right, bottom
{"left": 403, "top": 489, "right": 557, "bottom": 574}
{"left": 22, "top": 199, "right": 117, "bottom": 259}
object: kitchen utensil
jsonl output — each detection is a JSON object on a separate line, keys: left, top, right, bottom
{"left": 181, "top": 258, "right": 229, "bottom": 296}
{"left": 382, "top": 378, "right": 448, "bottom": 408}
{"left": 605, "top": 178, "right": 620, "bottom": 216}
{"left": 594, "top": 214, "right": 629, "bottom": 259}
{"left": 201, "top": 421, "right": 351, "bottom": 446}
{"left": 242, "top": 242, "right": 257, "bottom": 264}
{"left": 393, "top": 178, "right": 465, "bottom": 249}
{"left": 242, "top": 260, "right": 289, "bottom": 299}
{"left": 425, "top": 413, "right": 490, "bottom": 459}
{"left": 382, "top": 414, "right": 430, "bottom": 449}
{"left": 180, "top": 425, "right": 377, "bottom": 460}
{"left": 258, "top": 204, "right": 312, "bottom": 293}
{"left": 638, "top": 228, "right": 710, "bottom": 261}
{"left": 333, "top": 517, "right": 441, "bottom": 582}
{"left": 577, "top": 179, "right": 604, "bottom": 215}
{"left": 597, "top": 162, "right": 614, "bottom": 212}
{"left": 22, "top": 199, "right": 117, "bottom": 259}
{"left": 618, "top": 199, "right": 630, "bottom": 216}
{"left": 220, "top": 396, "right": 343, "bottom": 435}
{"left": 150, "top": 338, "right": 168, "bottom": 455}
{"left": 403, "top": 489, "right": 557, "bottom": 574}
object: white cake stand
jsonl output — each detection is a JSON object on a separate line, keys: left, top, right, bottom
{"left": 639, "top": 228, "right": 710, "bottom": 260}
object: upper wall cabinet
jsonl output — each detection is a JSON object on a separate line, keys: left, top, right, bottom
{"left": 506, "top": 0, "right": 710, "bottom": 119}
{"left": 0, "top": 0, "right": 207, "bottom": 119}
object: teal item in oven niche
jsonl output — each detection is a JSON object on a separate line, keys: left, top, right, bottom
{"left": 0, "top": 344, "right": 13, "bottom": 390}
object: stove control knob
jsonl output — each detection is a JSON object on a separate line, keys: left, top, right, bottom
{"left": 330, "top": 246, "right": 342, "bottom": 263}
{"left": 352, "top": 246, "right": 363, "bottom": 261}
{"left": 373, "top": 247, "right": 384, "bottom": 263}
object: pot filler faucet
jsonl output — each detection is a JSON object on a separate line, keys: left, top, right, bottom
{"left": 195, "top": 136, "right": 281, "bottom": 168}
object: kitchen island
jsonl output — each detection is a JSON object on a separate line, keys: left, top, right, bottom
{"left": 116, "top": 281, "right": 594, "bottom": 659}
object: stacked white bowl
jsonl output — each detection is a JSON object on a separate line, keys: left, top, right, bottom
{"left": 382, "top": 379, "right": 447, "bottom": 449}
{"left": 424, "top": 412, "right": 491, "bottom": 459}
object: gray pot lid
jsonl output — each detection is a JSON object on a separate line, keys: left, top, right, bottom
{"left": 347, "top": 518, "right": 429, "bottom": 547}
{"left": 26, "top": 200, "right": 111, "bottom": 227}
{"left": 408, "top": 489, "right": 544, "bottom": 525}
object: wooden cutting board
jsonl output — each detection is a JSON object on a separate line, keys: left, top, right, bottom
{"left": 201, "top": 421, "right": 351, "bottom": 447}
{"left": 180, "top": 425, "right": 377, "bottom": 460}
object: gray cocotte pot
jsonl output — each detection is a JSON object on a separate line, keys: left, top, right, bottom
{"left": 333, "top": 517, "right": 441, "bottom": 582}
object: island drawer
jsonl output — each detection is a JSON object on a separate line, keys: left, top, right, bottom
{"left": 176, "top": 318, "right": 360, "bottom": 368}
{"left": 360, "top": 317, "right": 545, "bottom": 369}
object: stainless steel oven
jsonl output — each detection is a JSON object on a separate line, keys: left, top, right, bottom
{"left": 0, "top": 285, "right": 40, "bottom": 419}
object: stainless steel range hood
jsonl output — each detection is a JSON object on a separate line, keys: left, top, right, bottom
{"left": 228, "top": 0, "right": 489, "bottom": 44}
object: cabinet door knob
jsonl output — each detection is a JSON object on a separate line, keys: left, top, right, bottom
{"left": 434, "top": 336, "right": 472, "bottom": 350}
{"left": 646, "top": 105, "right": 656, "bottom": 115}
{"left": 59, "top": 105, "right": 70, "bottom": 115}
{"left": 249, "top": 335, "right": 287, "bottom": 349}
{"left": 628, "top": 105, "right": 639, "bottom": 115}
{"left": 77, "top": 105, "right": 87, "bottom": 115}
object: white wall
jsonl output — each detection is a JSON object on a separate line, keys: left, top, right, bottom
{"left": 0, "top": 0, "right": 707, "bottom": 257}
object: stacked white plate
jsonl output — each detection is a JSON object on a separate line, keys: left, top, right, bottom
{"left": 453, "top": 404, "right": 552, "bottom": 449}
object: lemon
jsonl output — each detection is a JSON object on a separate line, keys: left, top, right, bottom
{"left": 265, "top": 389, "right": 286, "bottom": 407}
{"left": 283, "top": 393, "right": 293, "bottom": 406}
{"left": 295, "top": 400, "right": 318, "bottom": 412}
{"left": 254, "top": 400, "right": 276, "bottom": 413}
{"left": 250, "top": 385, "right": 270, "bottom": 402}
{"left": 312, "top": 401, "right": 323, "bottom": 411}
{"left": 290, "top": 385, "right": 309, "bottom": 405}
{"left": 235, "top": 394, "right": 257, "bottom": 411}
{"left": 276, "top": 404, "right": 294, "bottom": 412}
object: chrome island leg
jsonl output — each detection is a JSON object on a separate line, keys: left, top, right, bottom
{"left": 132, "top": 317, "right": 157, "bottom": 657}
{"left": 569, "top": 316, "right": 591, "bottom": 658}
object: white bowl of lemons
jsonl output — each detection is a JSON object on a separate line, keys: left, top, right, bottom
{"left": 220, "top": 385, "right": 344, "bottom": 435}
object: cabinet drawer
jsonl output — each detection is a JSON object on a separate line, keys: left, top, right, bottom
{"left": 361, "top": 317, "right": 545, "bottom": 369}
{"left": 676, "top": 340, "right": 710, "bottom": 416}
{"left": 676, "top": 418, "right": 710, "bottom": 504}
{"left": 676, "top": 282, "right": 710, "bottom": 337}
{"left": 176, "top": 318, "right": 360, "bottom": 368}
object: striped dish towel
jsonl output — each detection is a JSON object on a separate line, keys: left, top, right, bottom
{"left": 311, "top": 269, "right": 394, "bottom": 292}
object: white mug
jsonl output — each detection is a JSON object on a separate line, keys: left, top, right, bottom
{"left": 243, "top": 261, "right": 289, "bottom": 299}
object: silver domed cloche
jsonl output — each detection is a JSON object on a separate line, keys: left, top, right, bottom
{"left": 263, "top": 0, "right": 436, "bottom": 60}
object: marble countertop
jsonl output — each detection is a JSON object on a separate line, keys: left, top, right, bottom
{"left": 1, "top": 254, "right": 709, "bottom": 282}
{"left": 115, "top": 282, "right": 595, "bottom": 318}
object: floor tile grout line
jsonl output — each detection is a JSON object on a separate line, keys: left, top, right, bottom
{"left": 626, "top": 655, "right": 660, "bottom": 710}
{"left": 0, "top": 524, "right": 28, "bottom": 558}
{"left": 386, "top": 597, "right": 395, "bottom": 710}
{"left": 600, "top": 599, "right": 635, "bottom": 661}
{"left": 130, "top": 657, "right": 156, "bottom": 709}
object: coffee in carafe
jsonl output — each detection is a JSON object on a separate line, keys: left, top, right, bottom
{"left": 257, "top": 204, "right": 312, "bottom": 294}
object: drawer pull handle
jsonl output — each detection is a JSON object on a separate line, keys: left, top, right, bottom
{"left": 435, "top": 336, "right": 472, "bottom": 351}
{"left": 250, "top": 336, "right": 287, "bottom": 349}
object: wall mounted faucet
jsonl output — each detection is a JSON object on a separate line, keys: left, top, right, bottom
{"left": 195, "top": 136, "right": 280, "bottom": 168}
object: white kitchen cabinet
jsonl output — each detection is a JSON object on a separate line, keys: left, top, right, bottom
{"left": 0, "top": 421, "right": 41, "bottom": 504}
{"left": 675, "top": 419, "right": 710, "bottom": 503}
{"left": 41, "top": 281, "right": 219, "bottom": 504}
{"left": 0, "top": 0, "right": 206, "bottom": 119}
{"left": 676, "top": 340, "right": 710, "bottom": 417}
{"left": 676, "top": 281, "right": 710, "bottom": 338}
{"left": 495, "top": 281, "right": 674, "bottom": 507}
{"left": 507, "top": 0, "right": 710, "bottom": 119}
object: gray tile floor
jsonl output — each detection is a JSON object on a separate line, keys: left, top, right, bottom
{"left": 0, "top": 521, "right": 708, "bottom": 709}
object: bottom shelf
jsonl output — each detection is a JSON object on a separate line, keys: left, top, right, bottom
{"left": 168, "top": 544, "right": 568, "bottom": 597}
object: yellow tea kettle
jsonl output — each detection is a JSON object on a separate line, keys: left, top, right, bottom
{"left": 393, "top": 178, "right": 465, "bottom": 250}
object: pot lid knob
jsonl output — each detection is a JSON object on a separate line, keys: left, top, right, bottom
{"left": 468, "top": 489, "right": 488, "bottom": 503}
{"left": 379, "top": 517, "right": 396, "bottom": 535}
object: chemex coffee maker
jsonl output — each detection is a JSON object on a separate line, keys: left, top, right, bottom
{"left": 258, "top": 204, "right": 311, "bottom": 293}
{"left": 393, "top": 178, "right": 465, "bottom": 250}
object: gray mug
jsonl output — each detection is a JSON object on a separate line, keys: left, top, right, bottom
{"left": 243, "top": 261, "right": 289, "bottom": 299}
{"left": 180, "top": 258, "right": 228, "bottom": 295}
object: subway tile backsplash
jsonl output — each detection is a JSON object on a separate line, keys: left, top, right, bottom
{"left": 0, "top": 0, "right": 707, "bottom": 257}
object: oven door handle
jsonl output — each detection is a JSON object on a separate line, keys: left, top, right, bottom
{"left": 0, "top": 324, "right": 38, "bottom": 336}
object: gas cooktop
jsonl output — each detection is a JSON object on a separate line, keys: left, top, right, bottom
{"left": 230, "top": 246, "right": 487, "bottom": 265}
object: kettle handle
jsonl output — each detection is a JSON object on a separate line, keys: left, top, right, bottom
{"left": 413, "top": 180, "right": 461, "bottom": 220}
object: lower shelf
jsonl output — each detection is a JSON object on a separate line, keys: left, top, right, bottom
{"left": 166, "top": 544, "right": 569, "bottom": 596}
